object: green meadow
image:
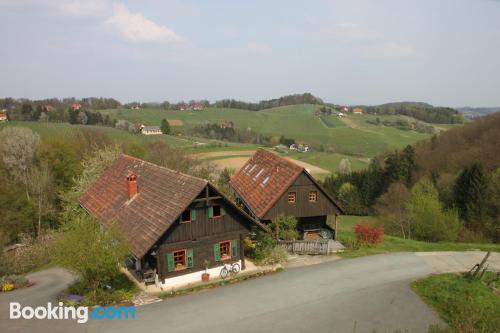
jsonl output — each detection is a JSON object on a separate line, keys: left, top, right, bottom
{"left": 100, "top": 104, "right": 437, "bottom": 157}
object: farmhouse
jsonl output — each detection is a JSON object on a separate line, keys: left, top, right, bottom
{"left": 71, "top": 103, "right": 82, "bottom": 110}
{"left": 230, "top": 149, "right": 344, "bottom": 240}
{"left": 0, "top": 110, "right": 7, "bottom": 122}
{"left": 80, "top": 155, "right": 268, "bottom": 288}
{"left": 220, "top": 121, "right": 234, "bottom": 129}
{"left": 140, "top": 125, "right": 162, "bottom": 135}
{"left": 352, "top": 108, "right": 363, "bottom": 114}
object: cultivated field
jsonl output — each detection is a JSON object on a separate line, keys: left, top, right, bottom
{"left": 193, "top": 149, "right": 330, "bottom": 177}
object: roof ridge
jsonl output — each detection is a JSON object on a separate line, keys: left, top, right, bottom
{"left": 120, "top": 154, "right": 208, "bottom": 184}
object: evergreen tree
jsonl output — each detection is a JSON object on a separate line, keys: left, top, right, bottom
{"left": 160, "top": 118, "right": 171, "bottom": 135}
{"left": 454, "top": 162, "right": 490, "bottom": 231}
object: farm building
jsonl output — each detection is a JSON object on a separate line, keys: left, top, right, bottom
{"left": 80, "top": 155, "right": 268, "bottom": 288}
{"left": 140, "top": 125, "right": 162, "bottom": 135}
{"left": 352, "top": 108, "right": 363, "bottom": 114}
{"left": 230, "top": 149, "right": 344, "bottom": 240}
{"left": 0, "top": 110, "right": 7, "bottom": 122}
{"left": 71, "top": 103, "right": 82, "bottom": 110}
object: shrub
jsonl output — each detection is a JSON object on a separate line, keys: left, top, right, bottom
{"left": 259, "top": 246, "right": 288, "bottom": 266}
{"left": 0, "top": 233, "right": 53, "bottom": 276}
{"left": 247, "top": 231, "right": 287, "bottom": 265}
{"left": 1, "top": 282, "right": 14, "bottom": 292}
{"left": 271, "top": 215, "right": 298, "bottom": 240}
{"left": 407, "top": 178, "right": 461, "bottom": 242}
{"left": 354, "top": 223, "right": 384, "bottom": 244}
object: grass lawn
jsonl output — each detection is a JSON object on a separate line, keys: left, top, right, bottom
{"left": 282, "top": 151, "right": 369, "bottom": 173}
{"left": 412, "top": 273, "right": 500, "bottom": 333}
{"left": 331, "top": 216, "right": 500, "bottom": 258}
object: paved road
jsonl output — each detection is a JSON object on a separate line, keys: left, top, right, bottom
{"left": 1, "top": 251, "right": 498, "bottom": 333}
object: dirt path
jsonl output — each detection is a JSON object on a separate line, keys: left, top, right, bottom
{"left": 340, "top": 116, "right": 360, "bottom": 129}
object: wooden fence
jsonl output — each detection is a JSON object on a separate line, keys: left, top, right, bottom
{"left": 277, "top": 239, "right": 330, "bottom": 255}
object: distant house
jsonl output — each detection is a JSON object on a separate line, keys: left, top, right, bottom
{"left": 220, "top": 121, "right": 234, "bottom": 129}
{"left": 290, "top": 143, "right": 310, "bottom": 153}
{"left": 192, "top": 103, "right": 204, "bottom": 111}
{"left": 352, "top": 108, "right": 363, "bottom": 114}
{"left": 230, "top": 149, "right": 344, "bottom": 240}
{"left": 342, "top": 106, "right": 349, "bottom": 113}
{"left": 43, "top": 105, "right": 55, "bottom": 113}
{"left": 0, "top": 110, "right": 7, "bottom": 122}
{"left": 71, "top": 103, "right": 82, "bottom": 110}
{"left": 140, "top": 125, "right": 162, "bottom": 135}
{"left": 131, "top": 105, "right": 140, "bottom": 110}
{"left": 80, "top": 155, "right": 268, "bottom": 288}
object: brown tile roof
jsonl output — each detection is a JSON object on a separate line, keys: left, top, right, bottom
{"left": 79, "top": 154, "right": 208, "bottom": 258}
{"left": 230, "top": 149, "right": 303, "bottom": 219}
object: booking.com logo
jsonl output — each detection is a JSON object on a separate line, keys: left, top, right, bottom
{"left": 10, "top": 302, "right": 136, "bottom": 324}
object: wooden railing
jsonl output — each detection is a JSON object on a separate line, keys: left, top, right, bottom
{"left": 277, "top": 239, "right": 330, "bottom": 255}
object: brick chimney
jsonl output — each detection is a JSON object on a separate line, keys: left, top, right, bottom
{"left": 126, "top": 171, "right": 138, "bottom": 199}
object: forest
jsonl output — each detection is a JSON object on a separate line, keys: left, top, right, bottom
{"left": 364, "top": 102, "right": 464, "bottom": 124}
{"left": 323, "top": 112, "right": 500, "bottom": 243}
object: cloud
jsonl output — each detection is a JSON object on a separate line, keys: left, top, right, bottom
{"left": 104, "top": 3, "right": 180, "bottom": 43}
{"left": 363, "top": 41, "right": 417, "bottom": 59}
{"left": 331, "top": 23, "right": 379, "bottom": 42}
{"left": 0, "top": 0, "right": 181, "bottom": 44}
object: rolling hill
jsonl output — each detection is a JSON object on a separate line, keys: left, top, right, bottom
{"left": 100, "top": 104, "right": 444, "bottom": 157}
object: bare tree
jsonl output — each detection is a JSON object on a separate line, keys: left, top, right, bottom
{"left": 29, "top": 164, "right": 55, "bottom": 237}
{"left": 0, "top": 127, "right": 41, "bottom": 201}
{"left": 375, "top": 183, "right": 411, "bottom": 239}
{"left": 338, "top": 158, "right": 352, "bottom": 174}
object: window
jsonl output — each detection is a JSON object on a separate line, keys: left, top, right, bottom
{"left": 167, "top": 249, "right": 193, "bottom": 272}
{"left": 287, "top": 192, "right": 296, "bottom": 204}
{"left": 262, "top": 176, "right": 270, "bottom": 185}
{"left": 253, "top": 168, "right": 264, "bottom": 180}
{"left": 247, "top": 164, "right": 257, "bottom": 174}
{"left": 309, "top": 191, "right": 317, "bottom": 202}
{"left": 173, "top": 250, "right": 186, "bottom": 271}
{"left": 213, "top": 205, "right": 222, "bottom": 218}
{"left": 181, "top": 209, "right": 192, "bottom": 223}
{"left": 219, "top": 240, "right": 231, "bottom": 260}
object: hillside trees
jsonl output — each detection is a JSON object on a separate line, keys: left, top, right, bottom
{"left": 407, "top": 178, "right": 460, "bottom": 242}
{"left": 214, "top": 93, "right": 323, "bottom": 111}
{"left": 323, "top": 145, "right": 416, "bottom": 214}
{"left": 365, "top": 102, "right": 464, "bottom": 124}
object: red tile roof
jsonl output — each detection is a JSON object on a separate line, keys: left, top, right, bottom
{"left": 80, "top": 155, "right": 208, "bottom": 258}
{"left": 230, "top": 149, "right": 303, "bottom": 219}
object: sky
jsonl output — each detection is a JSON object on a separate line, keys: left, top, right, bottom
{"left": 1, "top": 0, "right": 499, "bottom": 107}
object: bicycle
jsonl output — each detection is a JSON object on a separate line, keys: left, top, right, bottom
{"left": 219, "top": 262, "right": 240, "bottom": 279}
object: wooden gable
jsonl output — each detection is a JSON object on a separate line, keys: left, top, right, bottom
{"left": 262, "top": 171, "right": 343, "bottom": 221}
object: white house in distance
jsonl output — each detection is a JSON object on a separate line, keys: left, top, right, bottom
{"left": 140, "top": 125, "right": 162, "bottom": 135}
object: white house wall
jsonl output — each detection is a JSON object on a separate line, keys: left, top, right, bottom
{"left": 157, "top": 260, "right": 242, "bottom": 290}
